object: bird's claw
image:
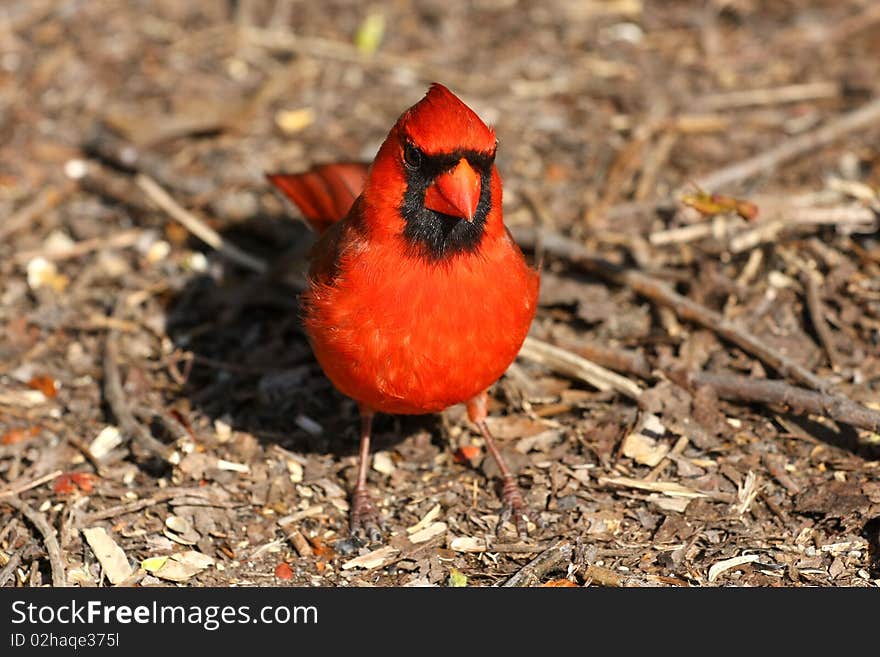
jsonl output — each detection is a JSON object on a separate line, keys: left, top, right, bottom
{"left": 350, "top": 487, "right": 384, "bottom": 542}
{"left": 497, "top": 476, "right": 543, "bottom": 537}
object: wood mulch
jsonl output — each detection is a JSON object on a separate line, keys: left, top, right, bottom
{"left": 1, "top": 0, "right": 879, "bottom": 587}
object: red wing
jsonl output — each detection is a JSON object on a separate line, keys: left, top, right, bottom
{"left": 267, "top": 162, "right": 370, "bottom": 235}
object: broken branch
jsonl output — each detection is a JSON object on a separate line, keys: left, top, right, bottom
{"left": 687, "top": 371, "right": 880, "bottom": 434}
{"left": 512, "top": 226, "right": 827, "bottom": 391}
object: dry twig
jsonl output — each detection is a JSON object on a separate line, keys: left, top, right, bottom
{"left": 13, "top": 229, "right": 143, "bottom": 265}
{"left": 598, "top": 96, "right": 880, "bottom": 222}
{"left": 0, "top": 470, "right": 63, "bottom": 500}
{"left": 0, "top": 186, "right": 72, "bottom": 242}
{"left": 80, "top": 489, "right": 235, "bottom": 525}
{"left": 135, "top": 174, "right": 267, "bottom": 274}
{"left": 686, "top": 371, "right": 880, "bottom": 434}
{"left": 0, "top": 546, "right": 26, "bottom": 587}
{"left": 512, "top": 226, "right": 827, "bottom": 391}
{"left": 800, "top": 270, "right": 843, "bottom": 371}
{"left": 693, "top": 96, "right": 880, "bottom": 192}
{"left": 103, "top": 302, "right": 176, "bottom": 463}
{"left": 729, "top": 205, "right": 877, "bottom": 253}
{"left": 501, "top": 540, "right": 573, "bottom": 587}
{"left": 83, "top": 123, "right": 208, "bottom": 194}
{"left": 518, "top": 336, "right": 643, "bottom": 400}
{"left": 2, "top": 498, "right": 66, "bottom": 586}
{"left": 551, "top": 336, "right": 652, "bottom": 380}
{"left": 693, "top": 82, "right": 839, "bottom": 112}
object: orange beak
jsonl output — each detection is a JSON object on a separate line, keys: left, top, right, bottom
{"left": 424, "top": 158, "right": 481, "bottom": 221}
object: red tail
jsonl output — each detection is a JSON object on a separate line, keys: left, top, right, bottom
{"left": 267, "top": 163, "right": 369, "bottom": 234}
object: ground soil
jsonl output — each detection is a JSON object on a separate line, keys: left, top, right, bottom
{"left": 2, "top": 0, "right": 880, "bottom": 587}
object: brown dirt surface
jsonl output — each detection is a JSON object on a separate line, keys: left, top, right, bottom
{"left": 2, "top": 0, "right": 880, "bottom": 588}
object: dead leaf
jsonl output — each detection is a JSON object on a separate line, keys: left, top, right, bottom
{"left": 542, "top": 578, "right": 577, "bottom": 587}
{"left": 27, "top": 375, "right": 58, "bottom": 398}
{"left": 448, "top": 567, "right": 467, "bottom": 587}
{"left": 82, "top": 527, "right": 133, "bottom": 585}
{"left": 274, "top": 562, "right": 293, "bottom": 580}
{"left": 1, "top": 426, "right": 39, "bottom": 445}
{"left": 54, "top": 472, "right": 97, "bottom": 495}
{"left": 143, "top": 551, "right": 214, "bottom": 582}
{"left": 453, "top": 445, "right": 481, "bottom": 465}
{"left": 681, "top": 189, "right": 758, "bottom": 221}
{"left": 308, "top": 536, "right": 336, "bottom": 561}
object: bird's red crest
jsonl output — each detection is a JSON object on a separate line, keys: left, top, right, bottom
{"left": 398, "top": 83, "right": 496, "bottom": 155}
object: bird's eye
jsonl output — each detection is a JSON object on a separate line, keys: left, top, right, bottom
{"left": 403, "top": 143, "right": 422, "bottom": 169}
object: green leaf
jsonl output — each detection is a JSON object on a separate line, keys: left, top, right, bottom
{"left": 448, "top": 567, "right": 468, "bottom": 587}
{"left": 355, "top": 12, "right": 385, "bottom": 55}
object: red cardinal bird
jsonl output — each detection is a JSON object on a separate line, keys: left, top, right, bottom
{"left": 268, "top": 84, "right": 539, "bottom": 539}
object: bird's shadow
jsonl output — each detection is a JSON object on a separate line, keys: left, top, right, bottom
{"left": 163, "top": 211, "right": 438, "bottom": 460}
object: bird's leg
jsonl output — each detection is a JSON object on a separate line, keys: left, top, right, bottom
{"left": 350, "top": 407, "right": 383, "bottom": 542}
{"left": 467, "top": 392, "right": 541, "bottom": 537}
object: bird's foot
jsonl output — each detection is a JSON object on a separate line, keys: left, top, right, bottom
{"left": 350, "top": 486, "right": 384, "bottom": 543}
{"left": 498, "top": 476, "right": 543, "bottom": 538}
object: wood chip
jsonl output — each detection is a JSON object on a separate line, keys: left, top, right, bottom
{"left": 649, "top": 495, "right": 691, "bottom": 513}
{"left": 341, "top": 546, "right": 399, "bottom": 571}
{"left": 621, "top": 413, "right": 669, "bottom": 466}
{"left": 408, "top": 522, "right": 447, "bottom": 544}
{"left": 215, "top": 459, "right": 249, "bottom": 473}
{"left": 599, "top": 476, "right": 708, "bottom": 498}
{"left": 0, "top": 390, "right": 48, "bottom": 407}
{"left": 707, "top": 554, "right": 760, "bottom": 582}
{"left": 450, "top": 536, "right": 488, "bottom": 552}
{"left": 407, "top": 504, "right": 442, "bottom": 534}
{"left": 66, "top": 568, "right": 96, "bottom": 587}
{"left": 82, "top": 527, "right": 133, "bottom": 585}
{"left": 278, "top": 505, "right": 324, "bottom": 526}
{"left": 313, "top": 478, "right": 346, "bottom": 499}
{"left": 819, "top": 539, "right": 868, "bottom": 556}
{"left": 89, "top": 426, "right": 122, "bottom": 460}
{"left": 372, "top": 451, "right": 396, "bottom": 475}
{"left": 214, "top": 418, "right": 232, "bottom": 442}
{"left": 286, "top": 459, "right": 304, "bottom": 483}
{"left": 286, "top": 528, "right": 313, "bottom": 557}
{"left": 584, "top": 564, "right": 624, "bottom": 587}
